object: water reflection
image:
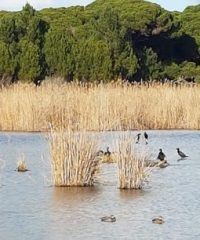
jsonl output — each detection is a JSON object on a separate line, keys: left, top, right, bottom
{"left": 0, "top": 130, "right": 200, "bottom": 240}
{"left": 52, "top": 186, "right": 101, "bottom": 206}
{"left": 119, "top": 188, "right": 146, "bottom": 201}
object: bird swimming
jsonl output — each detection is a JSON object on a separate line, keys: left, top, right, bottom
{"left": 152, "top": 216, "right": 165, "bottom": 224}
{"left": 157, "top": 149, "right": 166, "bottom": 161}
{"left": 136, "top": 133, "right": 141, "bottom": 144}
{"left": 101, "top": 215, "right": 116, "bottom": 222}
{"left": 144, "top": 132, "right": 148, "bottom": 144}
{"left": 176, "top": 148, "right": 188, "bottom": 159}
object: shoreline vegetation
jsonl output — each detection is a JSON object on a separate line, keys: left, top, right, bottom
{"left": 0, "top": 81, "right": 199, "bottom": 132}
{"left": 0, "top": 2, "right": 200, "bottom": 85}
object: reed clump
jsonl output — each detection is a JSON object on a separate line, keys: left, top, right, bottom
{"left": 17, "top": 154, "right": 28, "bottom": 172}
{"left": 116, "top": 133, "right": 152, "bottom": 189}
{"left": 0, "top": 81, "right": 199, "bottom": 131}
{"left": 49, "top": 128, "right": 100, "bottom": 187}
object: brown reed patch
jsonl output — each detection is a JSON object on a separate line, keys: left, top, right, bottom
{"left": 116, "top": 133, "right": 152, "bottom": 189}
{"left": 0, "top": 81, "right": 199, "bottom": 131}
{"left": 17, "top": 154, "right": 28, "bottom": 172}
{"left": 49, "top": 128, "right": 101, "bottom": 187}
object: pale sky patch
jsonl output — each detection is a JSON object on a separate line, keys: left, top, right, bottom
{"left": 0, "top": 0, "right": 198, "bottom": 12}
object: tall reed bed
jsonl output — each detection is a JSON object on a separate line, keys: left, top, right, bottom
{"left": 116, "top": 133, "right": 152, "bottom": 189}
{"left": 0, "top": 80, "right": 199, "bottom": 131}
{"left": 49, "top": 128, "right": 100, "bottom": 186}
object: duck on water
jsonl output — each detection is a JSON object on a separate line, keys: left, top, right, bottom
{"left": 101, "top": 215, "right": 116, "bottom": 222}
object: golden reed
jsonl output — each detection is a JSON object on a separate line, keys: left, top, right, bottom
{"left": 116, "top": 133, "right": 152, "bottom": 189}
{"left": 49, "top": 127, "right": 100, "bottom": 186}
{"left": 0, "top": 80, "right": 199, "bottom": 131}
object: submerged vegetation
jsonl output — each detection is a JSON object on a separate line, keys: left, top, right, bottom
{"left": 0, "top": 1, "right": 200, "bottom": 84}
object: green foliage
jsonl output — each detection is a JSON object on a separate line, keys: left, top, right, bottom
{"left": 44, "top": 29, "right": 76, "bottom": 79}
{"left": 0, "top": 15, "right": 19, "bottom": 80}
{"left": 0, "top": 41, "right": 17, "bottom": 77}
{"left": 180, "top": 61, "right": 197, "bottom": 78}
{"left": 181, "top": 5, "right": 200, "bottom": 53}
{"left": 0, "top": 16, "right": 18, "bottom": 43}
{"left": 74, "top": 38, "right": 112, "bottom": 82}
{"left": 18, "top": 40, "right": 41, "bottom": 81}
{"left": 0, "top": 0, "right": 200, "bottom": 84}
{"left": 164, "top": 61, "right": 200, "bottom": 81}
{"left": 139, "top": 47, "right": 163, "bottom": 80}
{"left": 116, "top": 43, "right": 138, "bottom": 79}
{"left": 164, "top": 63, "right": 180, "bottom": 79}
{"left": 20, "top": 3, "right": 36, "bottom": 25}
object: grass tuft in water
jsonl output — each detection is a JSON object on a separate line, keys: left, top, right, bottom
{"left": 49, "top": 128, "right": 101, "bottom": 187}
{"left": 116, "top": 133, "right": 152, "bottom": 189}
{"left": 17, "top": 154, "right": 28, "bottom": 172}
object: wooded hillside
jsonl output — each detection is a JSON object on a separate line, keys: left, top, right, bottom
{"left": 0, "top": 0, "right": 199, "bottom": 84}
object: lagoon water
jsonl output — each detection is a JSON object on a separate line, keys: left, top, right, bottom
{"left": 0, "top": 131, "right": 200, "bottom": 240}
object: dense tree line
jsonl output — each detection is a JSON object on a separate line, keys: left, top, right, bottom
{"left": 0, "top": 0, "right": 200, "bottom": 84}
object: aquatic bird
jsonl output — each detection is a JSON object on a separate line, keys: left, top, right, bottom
{"left": 157, "top": 149, "right": 166, "bottom": 161}
{"left": 136, "top": 133, "right": 141, "bottom": 144}
{"left": 144, "top": 132, "right": 148, "bottom": 144}
{"left": 96, "top": 150, "right": 104, "bottom": 156}
{"left": 101, "top": 215, "right": 116, "bottom": 222}
{"left": 104, "top": 147, "right": 111, "bottom": 156}
{"left": 152, "top": 216, "right": 165, "bottom": 224}
{"left": 176, "top": 148, "right": 188, "bottom": 158}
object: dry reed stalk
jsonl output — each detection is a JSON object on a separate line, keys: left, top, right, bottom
{"left": 49, "top": 128, "right": 100, "bottom": 187}
{"left": 116, "top": 133, "right": 152, "bottom": 189}
{"left": 0, "top": 81, "right": 199, "bottom": 131}
{"left": 17, "top": 154, "right": 28, "bottom": 172}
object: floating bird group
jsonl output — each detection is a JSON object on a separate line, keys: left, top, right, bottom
{"left": 97, "top": 131, "right": 189, "bottom": 165}
{"left": 157, "top": 148, "right": 189, "bottom": 163}
{"left": 96, "top": 147, "right": 116, "bottom": 163}
{"left": 96, "top": 147, "right": 112, "bottom": 157}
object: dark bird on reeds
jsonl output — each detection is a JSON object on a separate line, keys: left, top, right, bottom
{"left": 96, "top": 150, "right": 104, "bottom": 156}
{"left": 104, "top": 147, "right": 111, "bottom": 156}
{"left": 176, "top": 148, "right": 188, "bottom": 158}
{"left": 144, "top": 132, "right": 148, "bottom": 144}
{"left": 136, "top": 133, "right": 141, "bottom": 144}
{"left": 157, "top": 149, "right": 166, "bottom": 161}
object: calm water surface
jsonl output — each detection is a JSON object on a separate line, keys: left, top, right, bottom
{"left": 0, "top": 130, "right": 199, "bottom": 240}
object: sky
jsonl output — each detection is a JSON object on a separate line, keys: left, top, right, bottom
{"left": 0, "top": 0, "right": 199, "bottom": 12}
